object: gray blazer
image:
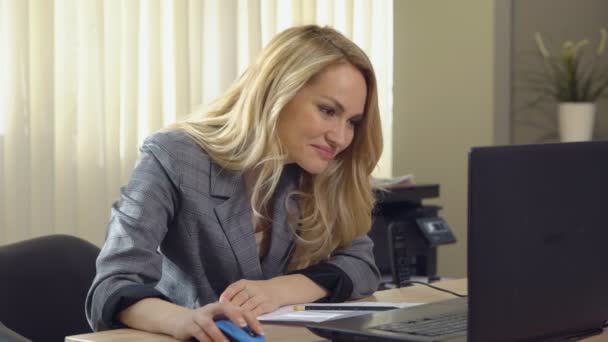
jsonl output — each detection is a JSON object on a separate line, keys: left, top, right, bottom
{"left": 85, "top": 130, "right": 380, "bottom": 331}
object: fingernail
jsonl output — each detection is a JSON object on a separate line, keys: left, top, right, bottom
{"left": 238, "top": 318, "right": 247, "bottom": 327}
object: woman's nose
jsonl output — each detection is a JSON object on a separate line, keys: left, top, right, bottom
{"left": 326, "top": 121, "right": 351, "bottom": 150}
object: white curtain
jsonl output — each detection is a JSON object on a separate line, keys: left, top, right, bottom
{"left": 0, "top": 0, "right": 393, "bottom": 246}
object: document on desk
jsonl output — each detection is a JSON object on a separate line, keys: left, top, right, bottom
{"left": 257, "top": 302, "right": 423, "bottom": 323}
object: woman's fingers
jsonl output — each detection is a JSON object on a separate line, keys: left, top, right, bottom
{"left": 219, "top": 288, "right": 248, "bottom": 307}
{"left": 251, "top": 306, "right": 265, "bottom": 318}
{"left": 219, "top": 281, "right": 247, "bottom": 303}
{"left": 221, "top": 304, "right": 265, "bottom": 337}
{"left": 191, "top": 312, "right": 227, "bottom": 342}
{"left": 199, "top": 301, "right": 264, "bottom": 339}
{"left": 241, "top": 295, "right": 261, "bottom": 312}
{"left": 186, "top": 320, "right": 215, "bottom": 342}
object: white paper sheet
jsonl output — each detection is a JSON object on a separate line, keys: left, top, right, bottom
{"left": 257, "top": 302, "right": 423, "bottom": 323}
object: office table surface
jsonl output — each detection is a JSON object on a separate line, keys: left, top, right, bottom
{"left": 66, "top": 278, "right": 607, "bottom": 342}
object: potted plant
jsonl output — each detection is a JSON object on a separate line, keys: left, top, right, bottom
{"left": 530, "top": 28, "right": 608, "bottom": 142}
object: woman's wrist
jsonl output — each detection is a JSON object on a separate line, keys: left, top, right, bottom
{"left": 267, "top": 274, "right": 328, "bottom": 305}
{"left": 118, "top": 297, "right": 193, "bottom": 338}
{"left": 264, "top": 277, "right": 289, "bottom": 306}
{"left": 164, "top": 304, "right": 195, "bottom": 338}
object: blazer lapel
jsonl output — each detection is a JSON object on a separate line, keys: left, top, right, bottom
{"left": 210, "top": 162, "right": 263, "bottom": 280}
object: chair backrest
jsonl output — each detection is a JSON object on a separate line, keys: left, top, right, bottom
{"left": 0, "top": 235, "right": 100, "bottom": 342}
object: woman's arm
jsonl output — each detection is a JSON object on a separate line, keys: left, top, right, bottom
{"left": 86, "top": 132, "right": 181, "bottom": 331}
{"left": 220, "top": 235, "right": 380, "bottom": 315}
{"left": 323, "top": 234, "right": 381, "bottom": 299}
{"left": 118, "top": 298, "right": 263, "bottom": 341}
{"left": 219, "top": 274, "right": 329, "bottom": 316}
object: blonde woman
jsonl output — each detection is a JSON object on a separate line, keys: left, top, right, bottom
{"left": 86, "top": 24, "right": 383, "bottom": 341}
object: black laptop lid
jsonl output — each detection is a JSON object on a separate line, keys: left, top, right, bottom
{"left": 468, "top": 141, "right": 608, "bottom": 341}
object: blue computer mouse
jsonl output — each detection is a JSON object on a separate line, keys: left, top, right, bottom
{"left": 215, "top": 319, "right": 265, "bottom": 342}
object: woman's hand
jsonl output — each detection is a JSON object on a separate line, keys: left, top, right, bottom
{"left": 169, "top": 302, "right": 263, "bottom": 342}
{"left": 219, "top": 279, "right": 281, "bottom": 317}
{"left": 219, "top": 275, "right": 329, "bottom": 316}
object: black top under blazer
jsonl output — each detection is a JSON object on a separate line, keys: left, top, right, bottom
{"left": 85, "top": 130, "right": 380, "bottom": 331}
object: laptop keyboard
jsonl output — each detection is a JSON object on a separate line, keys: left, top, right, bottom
{"left": 370, "top": 311, "right": 467, "bottom": 337}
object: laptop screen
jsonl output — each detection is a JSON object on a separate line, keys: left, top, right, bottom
{"left": 468, "top": 141, "right": 608, "bottom": 341}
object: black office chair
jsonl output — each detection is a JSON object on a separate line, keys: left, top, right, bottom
{"left": 0, "top": 234, "right": 100, "bottom": 342}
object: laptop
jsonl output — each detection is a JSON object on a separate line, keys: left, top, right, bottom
{"left": 307, "top": 141, "right": 608, "bottom": 341}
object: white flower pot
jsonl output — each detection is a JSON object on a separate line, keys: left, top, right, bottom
{"left": 558, "top": 102, "right": 596, "bottom": 142}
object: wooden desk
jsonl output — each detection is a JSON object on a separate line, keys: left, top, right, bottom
{"left": 66, "top": 279, "right": 606, "bottom": 342}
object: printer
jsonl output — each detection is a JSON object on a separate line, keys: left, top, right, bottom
{"left": 369, "top": 184, "right": 456, "bottom": 288}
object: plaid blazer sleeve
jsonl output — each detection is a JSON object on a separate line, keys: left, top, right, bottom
{"left": 85, "top": 131, "right": 181, "bottom": 331}
{"left": 325, "top": 234, "right": 381, "bottom": 299}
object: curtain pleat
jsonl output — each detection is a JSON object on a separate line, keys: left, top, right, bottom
{"left": 102, "top": 0, "right": 122, "bottom": 220}
{"left": 169, "top": 0, "right": 191, "bottom": 122}
{"left": 0, "top": 0, "right": 6, "bottom": 242}
{"left": 3, "top": 0, "right": 31, "bottom": 242}
{"left": 29, "top": 0, "right": 54, "bottom": 239}
{"left": 260, "top": 0, "right": 277, "bottom": 46}
{"left": 138, "top": 0, "right": 162, "bottom": 143}
{"left": 118, "top": 0, "right": 139, "bottom": 184}
{"left": 366, "top": 0, "right": 393, "bottom": 176}
{"left": 237, "top": 0, "right": 261, "bottom": 75}
{"left": 75, "top": 0, "right": 106, "bottom": 243}
{"left": 188, "top": 0, "right": 203, "bottom": 113}
{"left": 0, "top": 0, "right": 392, "bottom": 245}
{"left": 54, "top": 0, "right": 78, "bottom": 237}
{"left": 201, "top": 0, "right": 219, "bottom": 105}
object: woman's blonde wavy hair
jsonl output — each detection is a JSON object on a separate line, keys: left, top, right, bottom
{"left": 172, "top": 25, "right": 382, "bottom": 270}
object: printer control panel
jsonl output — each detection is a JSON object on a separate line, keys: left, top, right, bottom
{"left": 415, "top": 217, "right": 456, "bottom": 247}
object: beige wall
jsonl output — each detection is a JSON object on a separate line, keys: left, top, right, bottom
{"left": 393, "top": 0, "right": 496, "bottom": 277}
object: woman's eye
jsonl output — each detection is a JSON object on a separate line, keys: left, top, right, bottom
{"left": 319, "top": 105, "right": 336, "bottom": 116}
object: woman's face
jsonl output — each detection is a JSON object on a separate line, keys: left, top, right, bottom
{"left": 278, "top": 62, "right": 367, "bottom": 174}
